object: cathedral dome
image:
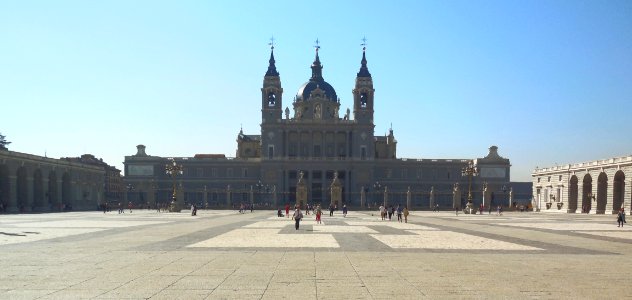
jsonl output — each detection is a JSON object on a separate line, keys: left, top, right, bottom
{"left": 296, "top": 80, "right": 337, "bottom": 102}
{"left": 295, "top": 49, "right": 338, "bottom": 102}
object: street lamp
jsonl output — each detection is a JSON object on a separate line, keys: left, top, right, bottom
{"left": 502, "top": 185, "right": 507, "bottom": 207}
{"left": 461, "top": 160, "right": 479, "bottom": 214}
{"left": 373, "top": 181, "right": 382, "bottom": 207}
{"left": 165, "top": 158, "right": 183, "bottom": 212}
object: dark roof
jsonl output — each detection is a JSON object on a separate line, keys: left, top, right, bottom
{"left": 265, "top": 49, "right": 279, "bottom": 77}
{"left": 357, "top": 49, "right": 371, "bottom": 78}
{"left": 296, "top": 50, "right": 338, "bottom": 102}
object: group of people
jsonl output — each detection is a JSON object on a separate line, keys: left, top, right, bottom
{"left": 279, "top": 203, "right": 351, "bottom": 230}
{"left": 378, "top": 204, "right": 409, "bottom": 223}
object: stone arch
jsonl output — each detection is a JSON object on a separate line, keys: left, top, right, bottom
{"left": 0, "top": 164, "right": 9, "bottom": 212}
{"left": 582, "top": 174, "right": 593, "bottom": 213}
{"left": 33, "top": 169, "right": 43, "bottom": 210}
{"left": 48, "top": 171, "right": 58, "bottom": 209}
{"left": 62, "top": 172, "right": 71, "bottom": 210}
{"left": 568, "top": 175, "right": 578, "bottom": 213}
{"left": 596, "top": 172, "right": 608, "bottom": 214}
{"left": 613, "top": 170, "right": 625, "bottom": 212}
{"left": 16, "top": 167, "right": 28, "bottom": 212}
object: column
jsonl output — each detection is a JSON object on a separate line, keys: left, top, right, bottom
{"left": 148, "top": 184, "right": 156, "bottom": 209}
{"left": 226, "top": 185, "right": 232, "bottom": 208}
{"left": 607, "top": 179, "right": 615, "bottom": 214}
{"left": 35, "top": 177, "right": 49, "bottom": 212}
{"left": 22, "top": 176, "right": 33, "bottom": 212}
{"left": 360, "top": 186, "right": 366, "bottom": 209}
{"left": 383, "top": 186, "right": 388, "bottom": 207}
{"left": 406, "top": 187, "right": 411, "bottom": 210}
{"left": 6, "top": 175, "right": 18, "bottom": 213}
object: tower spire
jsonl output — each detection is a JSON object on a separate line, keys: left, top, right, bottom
{"left": 265, "top": 36, "right": 279, "bottom": 76}
{"left": 357, "top": 37, "right": 371, "bottom": 78}
{"left": 311, "top": 38, "right": 323, "bottom": 80}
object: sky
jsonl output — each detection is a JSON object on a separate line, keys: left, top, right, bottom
{"left": 1, "top": 0, "right": 631, "bottom": 182}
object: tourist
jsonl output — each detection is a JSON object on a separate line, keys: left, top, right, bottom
{"left": 403, "top": 206, "right": 409, "bottom": 223}
{"left": 293, "top": 206, "right": 303, "bottom": 230}
{"left": 497, "top": 205, "right": 502, "bottom": 216}
{"left": 388, "top": 205, "right": 393, "bottom": 220}
{"left": 285, "top": 203, "right": 290, "bottom": 218}
{"left": 396, "top": 204, "right": 403, "bottom": 222}
{"left": 128, "top": 202, "right": 132, "bottom": 213}
{"left": 379, "top": 204, "right": 385, "bottom": 220}
{"left": 342, "top": 204, "right": 348, "bottom": 217}
{"left": 455, "top": 206, "right": 459, "bottom": 216}
{"left": 118, "top": 202, "right": 123, "bottom": 214}
{"left": 329, "top": 204, "right": 335, "bottom": 217}
{"left": 617, "top": 208, "right": 626, "bottom": 227}
{"left": 277, "top": 207, "right": 283, "bottom": 217}
{"left": 479, "top": 203, "right": 484, "bottom": 215}
{"left": 316, "top": 205, "right": 322, "bottom": 224}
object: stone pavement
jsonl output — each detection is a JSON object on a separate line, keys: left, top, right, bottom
{"left": 0, "top": 209, "right": 631, "bottom": 299}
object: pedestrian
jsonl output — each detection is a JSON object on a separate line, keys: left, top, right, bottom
{"left": 488, "top": 205, "right": 492, "bottom": 215}
{"left": 379, "top": 204, "right": 385, "bottom": 220}
{"left": 388, "top": 205, "right": 393, "bottom": 220}
{"left": 403, "top": 206, "right": 409, "bottom": 223}
{"left": 342, "top": 204, "right": 348, "bottom": 217}
{"left": 479, "top": 203, "right": 484, "bottom": 215}
{"left": 617, "top": 208, "right": 626, "bottom": 227}
{"left": 396, "top": 204, "right": 403, "bottom": 222}
{"left": 285, "top": 203, "right": 290, "bottom": 218}
{"left": 455, "top": 206, "right": 459, "bottom": 216}
{"left": 316, "top": 205, "right": 322, "bottom": 224}
{"left": 329, "top": 204, "right": 334, "bottom": 217}
{"left": 118, "top": 202, "right": 123, "bottom": 214}
{"left": 497, "top": 205, "right": 502, "bottom": 216}
{"left": 293, "top": 206, "right": 303, "bottom": 230}
{"left": 128, "top": 202, "right": 132, "bottom": 213}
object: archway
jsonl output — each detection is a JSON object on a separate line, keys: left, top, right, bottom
{"left": 613, "top": 171, "right": 625, "bottom": 213}
{"left": 33, "top": 169, "right": 43, "bottom": 210}
{"left": 596, "top": 172, "right": 608, "bottom": 214}
{"left": 582, "top": 174, "right": 592, "bottom": 213}
{"left": 568, "top": 175, "right": 578, "bottom": 213}
{"left": 0, "top": 164, "right": 9, "bottom": 212}
{"left": 16, "top": 167, "right": 28, "bottom": 212}
{"left": 61, "top": 172, "right": 71, "bottom": 210}
{"left": 48, "top": 171, "right": 58, "bottom": 209}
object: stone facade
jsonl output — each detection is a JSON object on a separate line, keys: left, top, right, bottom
{"left": 532, "top": 155, "right": 632, "bottom": 214}
{"left": 62, "top": 154, "right": 123, "bottom": 204}
{"left": 0, "top": 150, "right": 105, "bottom": 212}
{"left": 123, "top": 48, "right": 513, "bottom": 210}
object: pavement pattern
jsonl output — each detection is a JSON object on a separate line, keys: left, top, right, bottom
{"left": 0, "top": 209, "right": 630, "bottom": 299}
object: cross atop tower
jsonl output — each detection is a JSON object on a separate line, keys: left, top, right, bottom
{"left": 361, "top": 36, "right": 367, "bottom": 51}
{"left": 268, "top": 36, "right": 275, "bottom": 50}
{"left": 314, "top": 38, "right": 321, "bottom": 52}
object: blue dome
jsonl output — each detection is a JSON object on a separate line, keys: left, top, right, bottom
{"left": 296, "top": 79, "right": 338, "bottom": 102}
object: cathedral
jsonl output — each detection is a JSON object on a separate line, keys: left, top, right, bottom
{"left": 124, "top": 46, "right": 512, "bottom": 209}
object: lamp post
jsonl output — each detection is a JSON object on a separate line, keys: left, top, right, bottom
{"left": 373, "top": 181, "right": 382, "bottom": 208}
{"left": 502, "top": 185, "right": 507, "bottom": 207}
{"left": 165, "top": 158, "right": 183, "bottom": 212}
{"left": 461, "top": 160, "right": 479, "bottom": 214}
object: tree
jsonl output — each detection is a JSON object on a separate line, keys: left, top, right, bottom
{"left": 0, "top": 133, "right": 10, "bottom": 150}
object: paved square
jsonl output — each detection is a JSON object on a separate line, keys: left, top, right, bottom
{"left": 1, "top": 210, "right": 631, "bottom": 299}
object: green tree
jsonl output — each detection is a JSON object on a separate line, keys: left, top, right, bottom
{"left": 0, "top": 133, "right": 10, "bottom": 150}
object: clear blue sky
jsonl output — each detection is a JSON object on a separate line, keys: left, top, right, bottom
{"left": 1, "top": 0, "right": 631, "bottom": 182}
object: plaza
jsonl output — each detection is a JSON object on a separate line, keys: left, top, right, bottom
{"left": 1, "top": 209, "right": 630, "bottom": 299}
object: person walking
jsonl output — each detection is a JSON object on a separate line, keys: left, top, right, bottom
{"left": 617, "top": 208, "right": 627, "bottom": 227}
{"left": 128, "top": 202, "right": 133, "bottom": 213}
{"left": 403, "top": 206, "right": 409, "bottom": 223}
{"left": 396, "top": 204, "right": 403, "bottom": 222}
{"left": 315, "top": 205, "right": 322, "bottom": 224}
{"left": 378, "top": 204, "right": 385, "bottom": 220}
{"left": 285, "top": 203, "right": 290, "bottom": 218}
{"left": 329, "top": 204, "right": 335, "bottom": 217}
{"left": 342, "top": 204, "right": 348, "bottom": 218}
{"left": 293, "top": 207, "right": 303, "bottom": 230}
{"left": 455, "top": 206, "right": 459, "bottom": 216}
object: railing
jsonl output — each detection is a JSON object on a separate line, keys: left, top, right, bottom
{"left": 533, "top": 155, "right": 632, "bottom": 174}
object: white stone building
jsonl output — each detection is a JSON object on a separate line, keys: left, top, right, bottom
{"left": 532, "top": 155, "right": 632, "bottom": 214}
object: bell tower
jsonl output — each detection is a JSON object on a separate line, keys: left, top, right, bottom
{"left": 261, "top": 43, "right": 283, "bottom": 124}
{"left": 353, "top": 45, "right": 374, "bottom": 124}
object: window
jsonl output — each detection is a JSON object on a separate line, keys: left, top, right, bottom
{"left": 226, "top": 168, "right": 233, "bottom": 178}
{"left": 360, "top": 146, "right": 366, "bottom": 160}
{"left": 386, "top": 169, "right": 392, "bottom": 179}
{"left": 313, "top": 145, "right": 321, "bottom": 157}
{"left": 547, "top": 176, "right": 550, "bottom": 182}
{"left": 360, "top": 92, "right": 367, "bottom": 107}
{"left": 559, "top": 175, "right": 562, "bottom": 181}
{"left": 268, "top": 145, "right": 274, "bottom": 159}
{"left": 267, "top": 92, "right": 276, "bottom": 106}
{"left": 242, "top": 168, "right": 248, "bottom": 178}
{"left": 212, "top": 168, "right": 218, "bottom": 178}
{"left": 537, "top": 177, "right": 540, "bottom": 183}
